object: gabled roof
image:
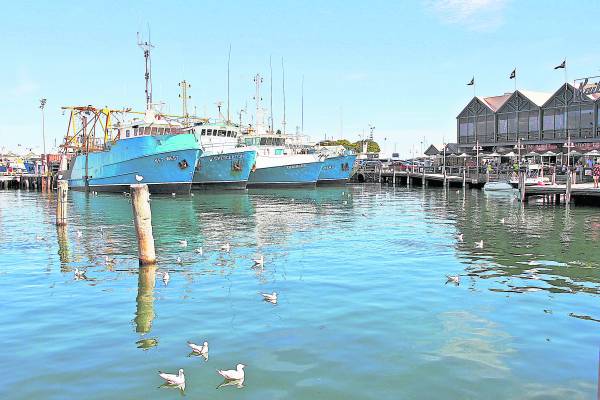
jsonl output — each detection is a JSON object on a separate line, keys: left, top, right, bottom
{"left": 481, "top": 93, "right": 512, "bottom": 111}
{"left": 457, "top": 97, "right": 496, "bottom": 117}
{"left": 518, "top": 90, "right": 552, "bottom": 106}
{"left": 424, "top": 144, "right": 439, "bottom": 156}
{"left": 542, "top": 82, "right": 596, "bottom": 108}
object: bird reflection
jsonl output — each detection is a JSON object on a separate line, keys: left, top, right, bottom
{"left": 158, "top": 382, "right": 185, "bottom": 394}
{"left": 134, "top": 264, "right": 157, "bottom": 336}
{"left": 216, "top": 378, "right": 244, "bottom": 389}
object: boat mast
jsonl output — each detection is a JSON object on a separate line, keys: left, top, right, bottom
{"left": 178, "top": 80, "right": 191, "bottom": 125}
{"left": 253, "top": 73, "right": 263, "bottom": 133}
{"left": 281, "top": 57, "right": 286, "bottom": 135}
{"left": 137, "top": 30, "right": 154, "bottom": 110}
{"left": 269, "top": 55, "right": 274, "bottom": 133}
{"left": 227, "top": 44, "right": 231, "bottom": 123}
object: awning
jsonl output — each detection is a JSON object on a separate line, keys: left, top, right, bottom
{"left": 584, "top": 150, "right": 600, "bottom": 156}
{"left": 541, "top": 151, "right": 557, "bottom": 157}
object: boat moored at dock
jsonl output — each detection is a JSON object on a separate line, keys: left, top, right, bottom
{"left": 190, "top": 121, "right": 257, "bottom": 190}
{"left": 316, "top": 147, "right": 357, "bottom": 185}
{"left": 65, "top": 108, "right": 201, "bottom": 194}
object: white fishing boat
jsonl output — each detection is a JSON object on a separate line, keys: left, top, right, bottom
{"left": 484, "top": 181, "right": 514, "bottom": 191}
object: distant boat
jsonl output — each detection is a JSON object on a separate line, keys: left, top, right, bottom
{"left": 67, "top": 109, "right": 201, "bottom": 194}
{"left": 315, "top": 146, "right": 357, "bottom": 185}
{"left": 189, "top": 121, "right": 257, "bottom": 190}
{"left": 243, "top": 132, "right": 324, "bottom": 187}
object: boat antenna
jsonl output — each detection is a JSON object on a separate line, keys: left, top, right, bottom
{"left": 253, "top": 74, "right": 263, "bottom": 131}
{"left": 178, "top": 80, "right": 191, "bottom": 125}
{"left": 301, "top": 75, "right": 304, "bottom": 135}
{"left": 281, "top": 57, "right": 286, "bottom": 135}
{"left": 137, "top": 26, "right": 154, "bottom": 110}
{"left": 269, "top": 55, "right": 274, "bottom": 133}
{"left": 227, "top": 44, "right": 231, "bottom": 123}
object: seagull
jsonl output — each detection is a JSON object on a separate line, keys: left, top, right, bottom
{"left": 220, "top": 243, "right": 231, "bottom": 252}
{"left": 190, "top": 193, "right": 194, "bottom": 197}
{"left": 253, "top": 255, "right": 264, "bottom": 267}
{"left": 135, "top": 174, "right": 144, "bottom": 182}
{"left": 58, "top": 174, "right": 63, "bottom": 180}
{"left": 178, "top": 240, "right": 188, "bottom": 247}
{"left": 104, "top": 255, "right": 115, "bottom": 263}
{"left": 187, "top": 341, "right": 209, "bottom": 355}
{"left": 163, "top": 271, "right": 170, "bottom": 285}
{"left": 457, "top": 233, "right": 463, "bottom": 242}
{"left": 76, "top": 230, "right": 83, "bottom": 238}
{"left": 499, "top": 218, "right": 505, "bottom": 224}
{"left": 158, "top": 369, "right": 185, "bottom": 386}
{"left": 171, "top": 193, "right": 176, "bottom": 197}
{"left": 475, "top": 240, "right": 484, "bottom": 249}
{"left": 195, "top": 247, "right": 203, "bottom": 255}
{"left": 446, "top": 275, "right": 460, "bottom": 285}
{"left": 35, "top": 235, "right": 45, "bottom": 241}
{"left": 217, "top": 364, "right": 245, "bottom": 381}
{"left": 261, "top": 292, "right": 277, "bottom": 303}
{"left": 176, "top": 256, "right": 182, "bottom": 264}
{"left": 74, "top": 268, "right": 87, "bottom": 280}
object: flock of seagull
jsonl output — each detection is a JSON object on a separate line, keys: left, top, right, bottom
{"left": 154, "top": 239, "right": 274, "bottom": 392}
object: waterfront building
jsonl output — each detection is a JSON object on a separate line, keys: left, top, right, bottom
{"left": 457, "top": 82, "right": 600, "bottom": 156}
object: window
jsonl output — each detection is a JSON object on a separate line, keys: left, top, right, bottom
{"left": 518, "top": 112, "right": 528, "bottom": 135}
{"left": 207, "top": 129, "right": 213, "bottom": 136}
{"left": 218, "top": 130, "right": 226, "bottom": 136}
{"left": 201, "top": 129, "right": 206, "bottom": 136}
{"left": 580, "top": 106, "right": 593, "bottom": 129}
{"left": 459, "top": 118, "right": 468, "bottom": 137}
{"left": 486, "top": 115, "right": 494, "bottom": 136}
{"left": 507, "top": 112, "right": 517, "bottom": 134}
{"left": 567, "top": 106, "right": 579, "bottom": 130}
{"left": 555, "top": 110, "right": 564, "bottom": 130}
{"left": 498, "top": 115, "right": 508, "bottom": 134}
{"left": 476, "top": 116, "right": 486, "bottom": 136}
{"left": 226, "top": 131, "right": 232, "bottom": 137}
{"left": 126, "top": 129, "right": 131, "bottom": 138}
{"left": 528, "top": 110, "right": 539, "bottom": 132}
{"left": 543, "top": 109, "right": 554, "bottom": 130}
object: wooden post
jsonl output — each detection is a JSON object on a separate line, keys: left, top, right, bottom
{"left": 56, "top": 180, "right": 68, "bottom": 226}
{"left": 392, "top": 167, "right": 396, "bottom": 186}
{"left": 462, "top": 168, "right": 466, "bottom": 188}
{"left": 443, "top": 168, "right": 447, "bottom": 188}
{"left": 135, "top": 264, "right": 157, "bottom": 333}
{"left": 565, "top": 171, "right": 572, "bottom": 204}
{"left": 421, "top": 168, "right": 426, "bottom": 186}
{"left": 130, "top": 184, "right": 156, "bottom": 266}
{"left": 519, "top": 171, "right": 527, "bottom": 203}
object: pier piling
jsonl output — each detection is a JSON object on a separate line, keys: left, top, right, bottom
{"left": 130, "top": 184, "right": 157, "bottom": 266}
{"left": 56, "top": 181, "right": 68, "bottom": 226}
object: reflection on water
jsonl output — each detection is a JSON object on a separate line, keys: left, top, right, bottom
{"left": 0, "top": 186, "right": 598, "bottom": 399}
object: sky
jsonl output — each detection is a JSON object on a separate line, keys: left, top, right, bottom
{"left": 1, "top": 0, "right": 600, "bottom": 158}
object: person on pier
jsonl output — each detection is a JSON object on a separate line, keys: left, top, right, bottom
{"left": 593, "top": 160, "right": 600, "bottom": 189}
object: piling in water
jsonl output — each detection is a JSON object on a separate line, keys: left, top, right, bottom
{"left": 56, "top": 181, "right": 68, "bottom": 226}
{"left": 130, "top": 184, "right": 156, "bottom": 266}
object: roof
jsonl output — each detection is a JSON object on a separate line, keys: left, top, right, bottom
{"left": 481, "top": 93, "right": 512, "bottom": 111}
{"left": 518, "top": 90, "right": 553, "bottom": 106}
{"left": 424, "top": 144, "right": 440, "bottom": 156}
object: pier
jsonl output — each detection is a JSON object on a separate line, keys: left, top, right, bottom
{"left": 0, "top": 173, "right": 55, "bottom": 191}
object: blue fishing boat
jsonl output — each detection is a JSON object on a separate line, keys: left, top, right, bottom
{"left": 66, "top": 109, "right": 201, "bottom": 194}
{"left": 190, "top": 122, "right": 257, "bottom": 190}
{"left": 316, "top": 147, "right": 357, "bottom": 184}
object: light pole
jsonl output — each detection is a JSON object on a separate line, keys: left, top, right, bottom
{"left": 472, "top": 140, "right": 482, "bottom": 177}
{"left": 564, "top": 136, "right": 574, "bottom": 168}
{"left": 514, "top": 138, "right": 525, "bottom": 165}
{"left": 39, "top": 98, "right": 47, "bottom": 176}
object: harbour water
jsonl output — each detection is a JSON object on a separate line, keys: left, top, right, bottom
{"left": 0, "top": 186, "right": 598, "bottom": 399}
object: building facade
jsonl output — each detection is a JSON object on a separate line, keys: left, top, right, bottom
{"left": 457, "top": 83, "right": 600, "bottom": 154}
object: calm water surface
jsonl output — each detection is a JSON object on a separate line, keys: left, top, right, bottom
{"left": 0, "top": 185, "right": 598, "bottom": 399}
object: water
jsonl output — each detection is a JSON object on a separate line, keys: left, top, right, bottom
{"left": 0, "top": 186, "right": 598, "bottom": 399}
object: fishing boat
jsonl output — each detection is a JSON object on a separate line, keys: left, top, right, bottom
{"left": 315, "top": 146, "right": 357, "bottom": 184}
{"left": 189, "top": 121, "right": 257, "bottom": 190}
{"left": 483, "top": 181, "right": 514, "bottom": 191}
{"left": 65, "top": 108, "right": 201, "bottom": 194}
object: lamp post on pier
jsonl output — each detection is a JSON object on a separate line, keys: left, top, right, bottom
{"left": 472, "top": 140, "right": 482, "bottom": 178}
{"left": 514, "top": 138, "right": 525, "bottom": 165}
{"left": 39, "top": 98, "right": 47, "bottom": 177}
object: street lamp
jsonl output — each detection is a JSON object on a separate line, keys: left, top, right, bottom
{"left": 564, "top": 138, "right": 574, "bottom": 168}
{"left": 514, "top": 138, "right": 525, "bottom": 165}
{"left": 472, "top": 140, "right": 483, "bottom": 176}
{"left": 39, "top": 98, "right": 47, "bottom": 176}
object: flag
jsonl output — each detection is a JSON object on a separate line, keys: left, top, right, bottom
{"left": 509, "top": 69, "right": 516, "bottom": 79}
{"left": 554, "top": 60, "right": 566, "bottom": 69}
{"left": 467, "top": 77, "right": 474, "bottom": 86}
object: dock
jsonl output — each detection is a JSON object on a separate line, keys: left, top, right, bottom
{"left": 0, "top": 174, "right": 54, "bottom": 190}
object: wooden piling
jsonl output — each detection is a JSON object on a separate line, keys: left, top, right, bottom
{"left": 130, "top": 184, "right": 156, "bottom": 266}
{"left": 392, "top": 168, "right": 396, "bottom": 186}
{"left": 462, "top": 168, "right": 466, "bottom": 188}
{"left": 565, "top": 171, "right": 572, "bottom": 204}
{"left": 519, "top": 171, "right": 527, "bottom": 203}
{"left": 56, "top": 180, "right": 68, "bottom": 226}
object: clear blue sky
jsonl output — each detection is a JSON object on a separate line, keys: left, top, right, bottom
{"left": 2, "top": 0, "right": 599, "bottom": 157}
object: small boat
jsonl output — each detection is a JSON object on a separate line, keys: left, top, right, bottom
{"left": 484, "top": 181, "right": 514, "bottom": 191}
{"left": 190, "top": 121, "right": 257, "bottom": 190}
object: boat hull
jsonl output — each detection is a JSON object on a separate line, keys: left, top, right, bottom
{"left": 68, "top": 134, "right": 200, "bottom": 194}
{"left": 317, "top": 154, "right": 357, "bottom": 185}
{"left": 247, "top": 159, "right": 324, "bottom": 188}
{"left": 192, "top": 150, "right": 257, "bottom": 190}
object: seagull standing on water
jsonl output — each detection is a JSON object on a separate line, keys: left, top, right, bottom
{"left": 158, "top": 369, "right": 185, "bottom": 385}
{"left": 195, "top": 247, "right": 203, "bottom": 255}
{"left": 446, "top": 275, "right": 460, "bottom": 285}
{"left": 457, "top": 233, "right": 463, "bottom": 242}
{"left": 500, "top": 218, "right": 505, "bottom": 224}
{"left": 475, "top": 240, "right": 484, "bottom": 249}
{"left": 176, "top": 256, "right": 183, "bottom": 264}
{"left": 187, "top": 341, "right": 209, "bottom": 356}
{"left": 163, "top": 271, "right": 170, "bottom": 285}
{"left": 221, "top": 243, "right": 231, "bottom": 252}
{"left": 179, "top": 240, "right": 188, "bottom": 247}
{"left": 217, "top": 364, "right": 245, "bottom": 381}
{"left": 77, "top": 230, "right": 83, "bottom": 238}
{"left": 261, "top": 292, "right": 277, "bottom": 303}
{"left": 74, "top": 268, "right": 87, "bottom": 280}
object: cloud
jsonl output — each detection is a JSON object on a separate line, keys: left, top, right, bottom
{"left": 424, "top": 0, "right": 509, "bottom": 32}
